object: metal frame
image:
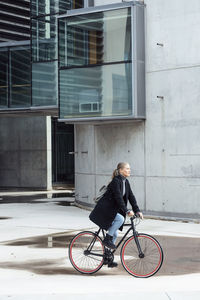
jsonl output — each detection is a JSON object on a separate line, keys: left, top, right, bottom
{"left": 0, "top": 40, "right": 30, "bottom": 49}
{"left": 57, "top": 1, "right": 145, "bottom": 123}
{"left": 57, "top": 1, "right": 143, "bottom": 19}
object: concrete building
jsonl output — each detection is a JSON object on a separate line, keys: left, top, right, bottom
{"left": 0, "top": 0, "right": 200, "bottom": 219}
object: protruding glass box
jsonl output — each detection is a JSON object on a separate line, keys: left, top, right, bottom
{"left": 58, "top": 2, "right": 145, "bottom": 122}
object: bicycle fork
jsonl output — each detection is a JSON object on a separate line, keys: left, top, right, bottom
{"left": 131, "top": 218, "right": 145, "bottom": 258}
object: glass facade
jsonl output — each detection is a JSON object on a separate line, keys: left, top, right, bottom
{"left": 0, "top": 2, "right": 144, "bottom": 116}
{"left": 59, "top": 8, "right": 131, "bottom": 68}
{"left": 0, "top": 45, "right": 31, "bottom": 109}
{"left": 10, "top": 46, "right": 31, "bottom": 107}
{"left": 60, "top": 63, "right": 132, "bottom": 119}
{"left": 59, "top": 7, "right": 133, "bottom": 119}
{"left": 0, "top": 48, "right": 8, "bottom": 107}
{"left": 32, "top": 61, "right": 58, "bottom": 106}
{"left": 31, "top": 0, "right": 83, "bottom": 17}
{"left": 31, "top": 0, "right": 84, "bottom": 107}
{"left": 32, "top": 15, "right": 57, "bottom": 62}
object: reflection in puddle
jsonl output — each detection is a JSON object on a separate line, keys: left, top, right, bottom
{"left": 5, "top": 234, "right": 74, "bottom": 248}
{"left": 0, "top": 192, "right": 75, "bottom": 204}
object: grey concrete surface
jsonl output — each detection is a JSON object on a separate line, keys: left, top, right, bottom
{"left": 0, "top": 116, "right": 52, "bottom": 190}
{"left": 0, "top": 194, "right": 200, "bottom": 299}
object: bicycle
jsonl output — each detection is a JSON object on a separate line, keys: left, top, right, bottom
{"left": 69, "top": 216, "right": 164, "bottom": 278}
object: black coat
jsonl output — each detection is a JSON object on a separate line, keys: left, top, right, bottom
{"left": 89, "top": 175, "right": 140, "bottom": 231}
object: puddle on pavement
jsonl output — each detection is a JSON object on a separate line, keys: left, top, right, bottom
{"left": 56, "top": 201, "right": 74, "bottom": 206}
{"left": 5, "top": 234, "right": 74, "bottom": 248}
{"left": 1, "top": 234, "right": 200, "bottom": 277}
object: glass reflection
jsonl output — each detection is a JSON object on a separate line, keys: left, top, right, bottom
{"left": 31, "top": 0, "right": 84, "bottom": 16}
{"left": 60, "top": 63, "right": 132, "bottom": 119}
{"left": 32, "top": 61, "right": 58, "bottom": 106}
{"left": 32, "top": 15, "right": 57, "bottom": 62}
{"left": 10, "top": 46, "right": 31, "bottom": 107}
{"left": 0, "top": 49, "right": 8, "bottom": 107}
{"left": 59, "top": 7, "right": 131, "bottom": 67}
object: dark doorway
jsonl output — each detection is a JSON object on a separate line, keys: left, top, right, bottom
{"left": 52, "top": 118, "right": 74, "bottom": 186}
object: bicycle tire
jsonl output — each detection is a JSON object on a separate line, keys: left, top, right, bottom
{"left": 121, "top": 233, "right": 163, "bottom": 278}
{"left": 69, "top": 231, "right": 104, "bottom": 274}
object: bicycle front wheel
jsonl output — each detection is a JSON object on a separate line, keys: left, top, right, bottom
{"left": 69, "top": 231, "right": 104, "bottom": 274}
{"left": 121, "top": 234, "right": 163, "bottom": 278}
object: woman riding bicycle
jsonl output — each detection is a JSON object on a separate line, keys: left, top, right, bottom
{"left": 89, "top": 162, "right": 143, "bottom": 267}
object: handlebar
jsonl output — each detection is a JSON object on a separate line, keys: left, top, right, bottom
{"left": 130, "top": 213, "right": 143, "bottom": 220}
{"left": 124, "top": 214, "right": 142, "bottom": 226}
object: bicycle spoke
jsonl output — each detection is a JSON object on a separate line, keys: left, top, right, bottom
{"left": 121, "top": 234, "right": 163, "bottom": 278}
{"left": 69, "top": 231, "right": 104, "bottom": 274}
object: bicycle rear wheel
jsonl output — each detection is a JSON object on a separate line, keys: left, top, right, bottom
{"left": 69, "top": 231, "right": 104, "bottom": 274}
{"left": 121, "top": 234, "right": 163, "bottom": 278}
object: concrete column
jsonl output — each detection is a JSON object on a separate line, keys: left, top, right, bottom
{"left": 0, "top": 115, "right": 52, "bottom": 190}
{"left": 46, "top": 116, "right": 52, "bottom": 190}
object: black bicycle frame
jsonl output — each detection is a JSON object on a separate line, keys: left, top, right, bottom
{"left": 86, "top": 217, "right": 144, "bottom": 258}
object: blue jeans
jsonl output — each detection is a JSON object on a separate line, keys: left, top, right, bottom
{"left": 108, "top": 213, "right": 124, "bottom": 244}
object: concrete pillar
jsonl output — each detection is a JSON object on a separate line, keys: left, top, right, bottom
{"left": 0, "top": 115, "right": 52, "bottom": 190}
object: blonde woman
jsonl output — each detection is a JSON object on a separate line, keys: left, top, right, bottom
{"left": 89, "top": 162, "right": 143, "bottom": 267}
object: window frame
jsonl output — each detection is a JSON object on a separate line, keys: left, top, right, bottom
{"left": 57, "top": 1, "right": 144, "bottom": 122}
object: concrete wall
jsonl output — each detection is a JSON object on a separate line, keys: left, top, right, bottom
{"left": 145, "top": 0, "right": 200, "bottom": 216}
{"left": 74, "top": 122, "right": 145, "bottom": 210}
{"left": 75, "top": 0, "right": 200, "bottom": 217}
{"left": 0, "top": 116, "right": 52, "bottom": 189}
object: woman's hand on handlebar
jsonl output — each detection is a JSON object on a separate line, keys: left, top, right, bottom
{"left": 136, "top": 212, "right": 144, "bottom": 220}
{"left": 127, "top": 211, "right": 144, "bottom": 219}
{"left": 127, "top": 210, "right": 134, "bottom": 217}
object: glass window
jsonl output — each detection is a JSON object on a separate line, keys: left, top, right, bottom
{"left": 60, "top": 63, "right": 132, "bottom": 119}
{"left": 31, "top": 0, "right": 54, "bottom": 16}
{"left": 31, "top": 0, "right": 84, "bottom": 16}
{"left": 10, "top": 46, "right": 31, "bottom": 108}
{"left": 32, "top": 15, "right": 57, "bottom": 62}
{"left": 32, "top": 61, "right": 58, "bottom": 106}
{"left": 59, "top": 7, "right": 131, "bottom": 67}
{"left": 60, "top": 0, "right": 83, "bottom": 12}
{"left": 0, "top": 48, "right": 8, "bottom": 108}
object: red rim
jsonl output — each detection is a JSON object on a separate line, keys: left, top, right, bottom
{"left": 69, "top": 232, "right": 104, "bottom": 273}
{"left": 122, "top": 235, "right": 162, "bottom": 277}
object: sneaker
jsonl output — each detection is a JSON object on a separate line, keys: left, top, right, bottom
{"left": 102, "top": 234, "right": 116, "bottom": 249}
{"left": 108, "top": 261, "right": 118, "bottom": 268}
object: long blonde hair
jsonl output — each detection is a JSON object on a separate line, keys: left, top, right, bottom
{"left": 112, "top": 162, "right": 128, "bottom": 179}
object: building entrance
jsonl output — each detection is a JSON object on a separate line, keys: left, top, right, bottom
{"left": 52, "top": 118, "right": 74, "bottom": 186}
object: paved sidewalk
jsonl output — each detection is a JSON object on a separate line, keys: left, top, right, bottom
{"left": 0, "top": 195, "right": 199, "bottom": 242}
{"left": 0, "top": 195, "right": 200, "bottom": 300}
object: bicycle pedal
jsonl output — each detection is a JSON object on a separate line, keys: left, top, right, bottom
{"left": 108, "top": 261, "right": 118, "bottom": 268}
